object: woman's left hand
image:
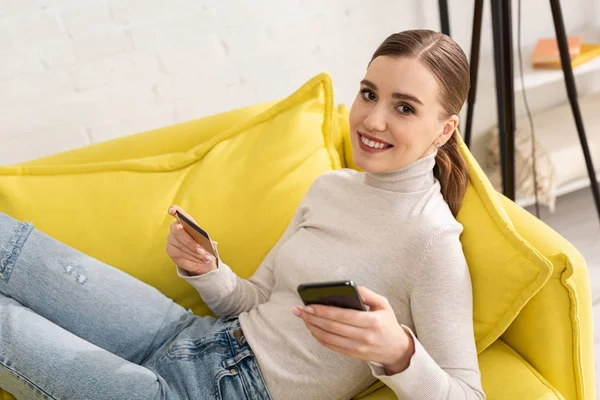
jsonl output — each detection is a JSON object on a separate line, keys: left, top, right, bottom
{"left": 292, "top": 286, "right": 415, "bottom": 375}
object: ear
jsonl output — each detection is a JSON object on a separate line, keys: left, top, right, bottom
{"left": 436, "top": 114, "right": 459, "bottom": 146}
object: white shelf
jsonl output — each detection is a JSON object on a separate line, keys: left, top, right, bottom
{"left": 513, "top": 53, "right": 600, "bottom": 92}
{"left": 479, "top": 25, "right": 600, "bottom": 92}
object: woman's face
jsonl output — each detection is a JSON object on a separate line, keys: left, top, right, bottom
{"left": 349, "top": 55, "right": 458, "bottom": 173}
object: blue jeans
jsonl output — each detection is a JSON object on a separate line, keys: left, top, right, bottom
{"left": 0, "top": 212, "right": 272, "bottom": 400}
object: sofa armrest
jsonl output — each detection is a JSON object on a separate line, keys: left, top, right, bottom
{"left": 498, "top": 195, "right": 595, "bottom": 400}
{"left": 354, "top": 339, "right": 564, "bottom": 400}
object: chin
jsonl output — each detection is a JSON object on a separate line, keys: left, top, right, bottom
{"left": 352, "top": 154, "right": 388, "bottom": 173}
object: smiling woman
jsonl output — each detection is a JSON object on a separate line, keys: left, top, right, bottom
{"left": 290, "top": 30, "right": 484, "bottom": 400}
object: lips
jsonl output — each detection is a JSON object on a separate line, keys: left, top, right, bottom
{"left": 358, "top": 131, "right": 393, "bottom": 147}
{"left": 357, "top": 131, "right": 394, "bottom": 154}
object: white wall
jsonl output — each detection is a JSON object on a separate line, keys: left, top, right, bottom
{"left": 0, "top": 0, "right": 596, "bottom": 165}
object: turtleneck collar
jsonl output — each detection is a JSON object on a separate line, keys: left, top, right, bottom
{"left": 363, "top": 150, "right": 437, "bottom": 193}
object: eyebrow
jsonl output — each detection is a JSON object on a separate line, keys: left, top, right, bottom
{"left": 360, "top": 79, "right": 424, "bottom": 106}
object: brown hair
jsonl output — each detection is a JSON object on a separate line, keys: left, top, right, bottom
{"left": 370, "top": 30, "right": 470, "bottom": 217}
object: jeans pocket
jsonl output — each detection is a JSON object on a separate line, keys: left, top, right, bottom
{"left": 165, "top": 336, "right": 228, "bottom": 362}
{"left": 215, "top": 349, "right": 254, "bottom": 400}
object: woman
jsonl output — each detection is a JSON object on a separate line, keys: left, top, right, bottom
{"left": 0, "top": 30, "right": 484, "bottom": 399}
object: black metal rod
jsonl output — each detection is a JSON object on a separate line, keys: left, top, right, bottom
{"left": 501, "top": 0, "right": 516, "bottom": 200}
{"left": 490, "top": 0, "right": 510, "bottom": 198}
{"left": 464, "top": 0, "right": 484, "bottom": 148}
{"left": 550, "top": 0, "right": 600, "bottom": 223}
{"left": 439, "top": 0, "right": 451, "bottom": 36}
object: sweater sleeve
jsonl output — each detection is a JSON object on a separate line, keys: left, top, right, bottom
{"left": 176, "top": 209, "right": 301, "bottom": 317}
{"left": 367, "top": 224, "right": 485, "bottom": 400}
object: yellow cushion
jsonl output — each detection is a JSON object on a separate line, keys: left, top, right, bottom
{"left": 20, "top": 101, "right": 277, "bottom": 167}
{"left": 334, "top": 106, "right": 553, "bottom": 354}
{"left": 456, "top": 134, "right": 554, "bottom": 352}
{"left": 0, "top": 73, "right": 341, "bottom": 321}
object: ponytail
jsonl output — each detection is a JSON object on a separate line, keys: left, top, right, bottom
{"left": 434, "top": 131, "right": 468, "bottom": 217}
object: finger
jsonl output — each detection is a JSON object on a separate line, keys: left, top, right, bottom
{"left": 305, "top": 304, "right": 373, "bottom": 328}
{"left": 168, "top": 229, "right": 203, "bottom": 258}
{"left": 170, "top": 233, "right": 214, "bottom": 264}
{"left": 168, "top": 223, "right": 213, "bottom": 263}
{"left": 166, "top": 244, "right": 200, "bottom": 269}
{"left": 166, "top": 236, "right": 202, "bottom": 261}
{"left": 295, "top": 306, "right": 366, "bottom": 339}
{"left": 303, "top": 318, "right": 361, "bottom": 353}
{"left": 356, "top": 286, "right": 391, "bottom": 312}
{"left": 168, "top": 234, "right": 207, "bottom": 263}
{"left": 168, "top": 205, "right": 198, "bottom": 223}
{"left": 170, "top": 222, "right": 203, "bottom": 253}
{"left": 168, "top": 204, "right": 184, "bottom": 216}
{"left": 170, "top": 222, "right": 215, "bottom": 263}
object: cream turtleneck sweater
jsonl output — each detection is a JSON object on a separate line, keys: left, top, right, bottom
{"left": 177, "top": 151, "right": 485, "bottom": 400}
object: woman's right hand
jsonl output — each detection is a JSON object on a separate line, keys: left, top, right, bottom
{"left": 166, "top": 205, "right": 219, "bottom": 276}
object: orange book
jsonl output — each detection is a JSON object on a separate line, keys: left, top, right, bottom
{"left": 531, "top": 36, "right": 582, "bottom": 65}
{"left": 533, "top": 43, "right": 600, "bottom": 69}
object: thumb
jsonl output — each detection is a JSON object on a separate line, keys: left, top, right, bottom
{"left": 168, "top": 205, "right": 183, "bottom": 216}
{"left": 357, "top": 286, "right": 392, "bottom": 312}
{"left": 168, "top": 205, "right": 197, "bottom": 223}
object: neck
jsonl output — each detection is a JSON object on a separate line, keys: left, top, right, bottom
{"left": 363, "top": 150, "right": 437, "bottom": 193}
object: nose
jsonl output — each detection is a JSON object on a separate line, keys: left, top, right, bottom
{"left": 362, "top": 104, "right": 386, "bottom": 132}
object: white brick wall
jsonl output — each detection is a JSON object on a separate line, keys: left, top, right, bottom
{"left": 0, "top": 0, "right": 595, "bottom": 165}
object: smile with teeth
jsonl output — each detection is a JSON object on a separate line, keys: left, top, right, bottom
{"left": 359, "top": 133, "right": 392, "bottom": 149}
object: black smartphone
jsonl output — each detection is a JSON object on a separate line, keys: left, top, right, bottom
{"left": 297, "top": 280, "right": 367, "bottom": 311}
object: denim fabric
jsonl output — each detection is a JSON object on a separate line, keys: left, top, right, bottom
{"left": 0, "top": 212, "right": 272, "bottom": 400}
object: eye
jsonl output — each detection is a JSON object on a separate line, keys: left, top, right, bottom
{"left": 396, "top": 104, "right": 414, "bottom": 115}
{"left": 360, "top": 88, "right": 377, "bottom": 102}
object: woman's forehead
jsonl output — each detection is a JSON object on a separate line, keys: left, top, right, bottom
{"left": 365, "top": 56, "right": 439, "bottom": 105}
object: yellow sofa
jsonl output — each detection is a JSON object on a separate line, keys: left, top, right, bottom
{"left": 0, "top": 74, "right": 595, "bottom": 400}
